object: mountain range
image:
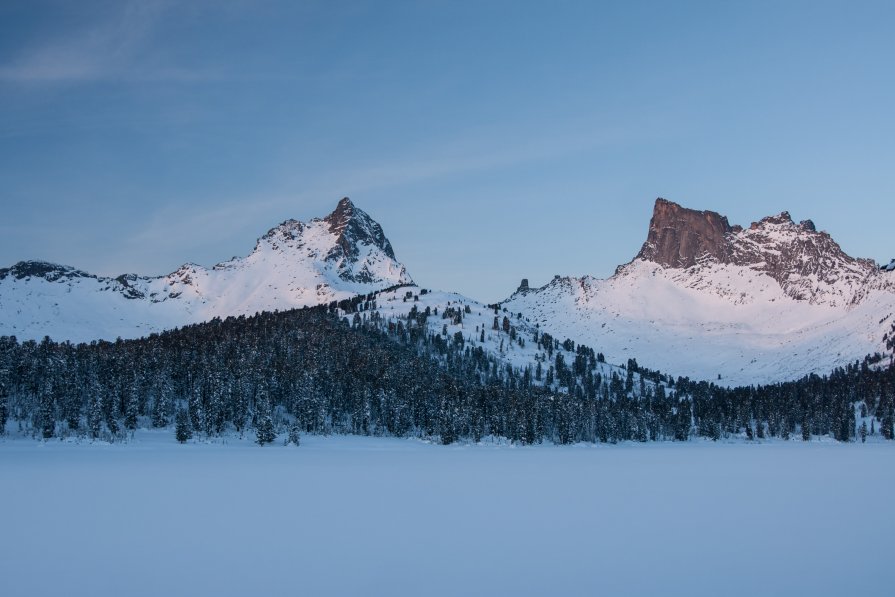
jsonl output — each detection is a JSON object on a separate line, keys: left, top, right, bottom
{"left": 2, "top": 196, "right": 892, "bottom": 385}
{"left": 504, "top": 199, "right": 895, "bottom": 385}
{"left": 0, "top": 198, "right": 410, "bottom": 343}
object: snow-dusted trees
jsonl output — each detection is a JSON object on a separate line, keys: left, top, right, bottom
{"left": 0, "top": 380, "right": 7, "bottom": 435}
{"left": 0, "top": 300, "right": 893, "bottom": 445}
{"left": 254, "top": 391, "right": 276, "bottom": 445}
{"left": 37, "top": 377, "right": 55, "bottom": 439}
{"left": 287, "top": 421, "right": 301, "bottom": 446}
{"left": 124, "top": 384, "right": 140, "bottom": 430}
{"left": 175, "top": 408, "right": 192, "bottom": 443}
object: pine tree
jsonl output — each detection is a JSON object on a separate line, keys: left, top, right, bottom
{"left": 232, "top": 379, "right": 249, "bottom": 435}
{"left": 151, "top": 394, "right": 168, "bottom": 428}
{"left": 255, "top": 393, "right": 276, "bottom": 445}
{"left": 124, "top": 386, "right": 140, "bottom": 430}
{"left": 0, "top": 382, "right": 7, "bottom": 435}
{"left": 287, "top": 421, "right": 301, "bottom": 446}
{"left": 87, "top": 393, "right": 103, "bottom": 439}
{"left": 881, "top": 414, "right": 894, "bottom": 440}
{"left": 38, "top": 379, "right": 55, "bottom": 439}
{"left": 189, "top": 387, "right": 204, "bottom": 435}
{"left": 175, "top": 408, "right": 192, "bottom": 443}
{"left": 106, "top": 412, "right": 120, "bottom": 439}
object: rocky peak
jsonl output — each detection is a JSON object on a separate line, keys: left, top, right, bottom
{"left": 246, "top": 197, "right": 408, "bottom": 286}
{"left": 513, "top": 278, "right": 532, "bottom": 296}
{"left": 0, "top": 260, "right": 91, "bottom": 282}
{"left": 632, "top": 198, "right": 884, "bottom": 305}
{"left": 261, "top": 218, "right": 305, "bottom": 243}
{"left": 635, "top": 198, "right": 737, "bottom": 268}
{"left": 323, "top": 197, "right": 397, "bottom": 262}
{"left": 755, "top": 212, "right": 793, "bottom": 227}
{"left": 323, "top": 197, "right": 357, "bottom": 234}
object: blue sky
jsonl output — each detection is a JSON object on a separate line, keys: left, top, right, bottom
{"left": 1, "top": 0, "right": 893, "bottom": 302}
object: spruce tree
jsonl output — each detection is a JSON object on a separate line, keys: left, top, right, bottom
{"left": 881, "top": 414, "right": 894, "bottom": 440}
{"left": 255, "top": 394, "right": 276, "bottom": 445}
{"left": 151, "top": 394, "right": 168, "bottom": 428}
{"left": 38, "top": 379, "right": 55, "bottom": 439}
{"left": 87, "top": 393, "right": 103, "bottom": 439}
{"left": 175, "top": 408, "right": 192, "bottom": 443}
{"left": 189, "top": 387, "right": 204, "bottom": 435}
{"left": 287, "top": 421, "right": 301, "bottom": 446}
{"left": 0, "top": 382, "right": 7, "bottom": 435}
{"left": 124, "top": 386, "right": 140, "bottom": 430}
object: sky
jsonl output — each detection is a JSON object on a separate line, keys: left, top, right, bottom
{"left": 1, "top": 0, "right": 893, "bottom": 303}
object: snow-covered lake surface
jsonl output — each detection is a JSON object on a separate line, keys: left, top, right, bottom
{"left": 2, "top": 432, "right": 893, "bottom": 597}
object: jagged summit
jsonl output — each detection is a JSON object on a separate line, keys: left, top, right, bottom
{"left": 631, "top": 198, "right": 879, "bottom": 304}
{"left": 0, "top": 198, "right": 412, "bottom": 342}
{"left": 323, "top": 196, "right": 398, "bottom": 262}
{"left": 635, "top": 198, "right": 738, "bottom": 268}
{"left": 503, "top": 196, "right": 895, "bottom": 385}
{"left": 324, "top": 196, "right": 358, "bottom": 234}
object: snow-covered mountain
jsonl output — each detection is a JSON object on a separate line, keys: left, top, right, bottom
{"left": 0, "top": 198, "right": 412, "bottom": 342}
{"left": 503, "top": 198, "right": 895, "bottom": 386}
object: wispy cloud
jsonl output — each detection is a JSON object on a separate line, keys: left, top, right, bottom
{"left": 308, "top": 118, "right": 670, "bottom": 196}
{"left": 0, "top": 1, "right": 207, "bottom": 83}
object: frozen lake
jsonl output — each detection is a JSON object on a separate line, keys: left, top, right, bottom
{"left": 2, "top": 432, "right": 893, "bottom": 597}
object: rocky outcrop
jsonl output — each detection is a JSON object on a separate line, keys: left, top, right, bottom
{"left": 633, "top": 198, "right": 884, "bottom": 305}
{"left": 324, "top": 197, "right": 397, "bottom": 260}
{"left": 0, "top": 261, "right": 91, "bottom": 282}
{"left": 635, "top": 198, "right": 739, "bottom": 268}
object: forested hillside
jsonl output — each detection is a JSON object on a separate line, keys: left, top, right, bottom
{"left": 2, "top": 296, "right": 893, "bottom": 445}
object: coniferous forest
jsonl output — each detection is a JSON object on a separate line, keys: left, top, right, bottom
{"left": 1, "top": 297, "right": 893, "bottom": 445}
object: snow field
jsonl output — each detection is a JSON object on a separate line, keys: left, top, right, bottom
{"left": 2, "top": 432, "right": 893, "bottom": 597}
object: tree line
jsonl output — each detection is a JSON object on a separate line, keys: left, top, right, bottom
{"left": 0, "top": 299, "right": 892, "bottom": 445}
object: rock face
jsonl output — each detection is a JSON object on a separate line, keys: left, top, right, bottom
{"left": 323, "top": 197, "right": 399, "bottom": 281}
{"left": 634, "top": 198, "right": 880, "bottom": 305}
{"left": 635, "top": 198, "right": 739, "bottom": 268}
{"left": 0, "top": 261, "right": 90, "bottom": 282}
{"left": 502, "top": 197, "right": 895, "bottom": 385}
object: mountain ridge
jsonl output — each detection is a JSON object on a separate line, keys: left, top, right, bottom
{"left": 503, "top": 198, "right": 895, "bottom": 385}
{"left": 0, "top": 197, "right": 412, "bottom": 342}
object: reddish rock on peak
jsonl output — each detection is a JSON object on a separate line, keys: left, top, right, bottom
{"left": 631, "top": 197, "right": 880, "bottom": 304}
{"left": 635, "top": 198, "right": 737, "bottom": 268}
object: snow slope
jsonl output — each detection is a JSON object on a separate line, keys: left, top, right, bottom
{"left": 504, "top": 201, "right": 895, "bottom": 385}
{"left": 367, "top": 287, "right": 630, "bottom": 386}
{"left": 0, "top": 198, "right": 411, "bottom": 342}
